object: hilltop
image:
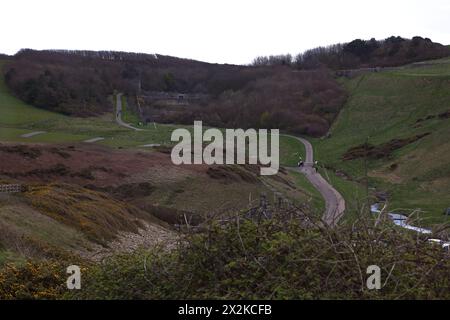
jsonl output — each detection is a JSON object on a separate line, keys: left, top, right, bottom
{"left": 255, "top": 36, "right": 450, "bottom": 70}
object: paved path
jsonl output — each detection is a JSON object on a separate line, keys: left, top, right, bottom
{"left": 140, "top": 143, "right": 161, "bottom": 147}
{"left": 83, "top": 137, "right": 105, "bottom": 143}
{"left": 115, "top": 93, "right": 143, "bottom": 131}
{"left": 21, "top": 131, "right": 46, "bottom": 138}
{"left": 288, "top": 135, "right": 346, "bottom": 226}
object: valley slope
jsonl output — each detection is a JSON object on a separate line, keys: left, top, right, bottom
{"left": 314, "top": 57, "right": 450, "bottom": 225}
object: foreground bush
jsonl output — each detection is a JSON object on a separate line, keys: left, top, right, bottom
{"left": 0, "top": 261, "right": 67, "bottom": 299}
{"left": 71, "top": 209, "right": 450, "bottom": 299}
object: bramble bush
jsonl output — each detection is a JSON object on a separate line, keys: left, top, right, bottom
{"left": 2, "top": 207, "right": 448, "bottom": 300}
{"left": 70, "top": 208, "right": 450, "bottom": 300}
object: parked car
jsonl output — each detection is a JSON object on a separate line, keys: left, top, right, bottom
{"left": 428, "top": 239, "right": 450, "bottom": 252}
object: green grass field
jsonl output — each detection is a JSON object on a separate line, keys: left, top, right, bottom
{"left": 318, "top": 167, "right": 368, "bottom": 222}
{"left": 279, "top": 134, "right": 305, "bottom": 167}
{"left": 288, "top": 170, "right": 325, "bottom": 212}
{"left": 119, "top": 94, "right": 142, "bottom": 126}
{"left": 391, "top": 57, "right": 450, "bottom": 76}
{"left": 0, "top": 62, "right": 64, "bottom": 127}
{"left": 314, "top": 57, "right": 450, "bottom": 224}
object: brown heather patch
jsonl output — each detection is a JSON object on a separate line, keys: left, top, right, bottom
{"left": 23, "top": 183, "right": 160, "bottom": 245}
{"left": 343, "top": 133, "right": 431, "bottom": 161}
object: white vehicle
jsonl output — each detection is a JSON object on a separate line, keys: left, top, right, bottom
{"left": 428, "top": 239, "right": 450, "bottom": 252}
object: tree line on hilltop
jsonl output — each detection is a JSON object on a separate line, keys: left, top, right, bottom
{"left": 1, "top": 36, "right": 448, "bottom": 136}
{"left": 252, "top": 36, "right": 450, "bottom": 70}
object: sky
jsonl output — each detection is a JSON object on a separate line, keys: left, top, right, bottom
{"left": 1, "top": 0, "right": 449, "bottom": 65}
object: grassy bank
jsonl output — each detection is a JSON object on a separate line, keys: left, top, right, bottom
{"left": 314, "top": 57, "right": 450, "bottom": 224}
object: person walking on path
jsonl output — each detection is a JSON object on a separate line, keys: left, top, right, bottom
{"left": 298, "top": 156, "right": 304, "bottom": 167}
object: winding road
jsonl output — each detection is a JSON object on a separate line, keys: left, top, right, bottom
{"left": 289, "top": 136, "right": 346, "bottom": 226}
{"left": 114, "top": 95, "right": 345, "bottom": 225}
{"left": 115, "top": 93, "right": 143, "bottom": 131}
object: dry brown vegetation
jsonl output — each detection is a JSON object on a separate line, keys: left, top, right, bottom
{"left": 23, "top": 183, "right": 159, "bottom": 244}
{"left": 0, "top": 142, "right": 313, "bottom": 267}
{"left": 342, "top": 133, "right": 431, "bottom": 160}
{"left": 164, "top": 68, "right": 347, "bottom": 136}
{"left": 3, "top": 49, "right": 266, "bottom": 116}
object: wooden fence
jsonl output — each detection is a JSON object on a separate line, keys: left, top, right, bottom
{"left": 0, "top": 184, "right": 22, "bottom": 193}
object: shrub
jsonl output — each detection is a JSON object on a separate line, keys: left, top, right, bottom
{"left": 0, "top": 261, "right": 67, "bottom": 300}
{"left": 71, "top": 208, "right": 450, "bottom": 300}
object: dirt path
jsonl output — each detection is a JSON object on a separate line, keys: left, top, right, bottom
{"left": 115, "top": 93, "right": 143, "bottom": 131}
{"left": 289, "top": 135, "right": 346, "bottom": 226}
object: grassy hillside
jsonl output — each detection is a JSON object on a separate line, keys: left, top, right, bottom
{"left": 0, "top": 61, "right": 86, "bottom": 142}
{"left": 0, "top": 62, "right": 64, "bottom": 127}
{"left": 314, "top": 57, "right": 450, "bottom": 224}
{"left": 0, "top": 59, "right": 190, "bottom": 146}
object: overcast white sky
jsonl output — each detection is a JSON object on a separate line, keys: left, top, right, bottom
{"left": 1, "top": 0, "right": 449, "bottom": 65}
